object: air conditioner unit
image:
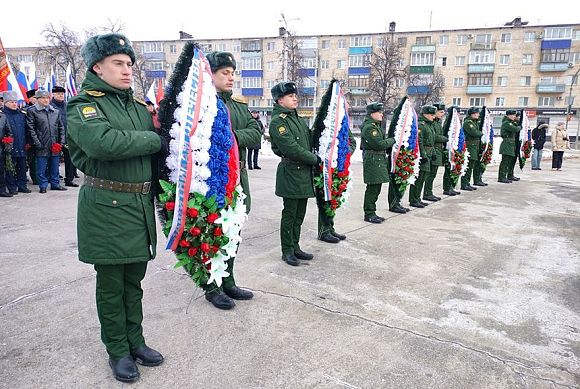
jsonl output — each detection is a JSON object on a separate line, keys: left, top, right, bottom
{"left": 556, "top": 96, "right": 563, "bottom": 100}
{"left": 235, "top": 70, "right": 241, "bottom": 75}
{"left": 537, "top": 33, "right": 544, "bottom": 39}
{"left": 467, "top": 34, "right": 474, "bottom": 39}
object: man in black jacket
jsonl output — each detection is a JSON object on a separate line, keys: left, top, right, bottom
{"left": 26, "top": 90, "right": 67, "bottom": 193}
{"left": 51, "top": 86, "right": 78, "bottom": 186}
{"left": 531, "top": 122, "right": 548, "bottom": 170}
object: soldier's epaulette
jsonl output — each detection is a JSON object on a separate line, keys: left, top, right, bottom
{"left": 85, "top": 90, "right": 105, "bottom": 97}
{"left": 133, "top": 97, "right": 147, "bottom": 106}
{"left": 279, "top": 113, "right": 287, "bottom": 119}
{"left": 232, "top": 96, "right": 247, "bottom": 104}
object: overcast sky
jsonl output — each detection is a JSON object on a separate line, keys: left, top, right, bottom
{"left": 2, "top": 0, "right": 576, "bottom": 48}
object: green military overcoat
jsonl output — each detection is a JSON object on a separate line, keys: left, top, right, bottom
{"left": 67, "top": 71, "right": 161, "bottom": 265}
{"left": 499, "top": 116, "right": 521, "bottom": 157}
{"left": 431, "top": 118, "right": 448, "bottom": 166}
{"left": 418, "top": 115, "right": 435, "bottom": 172}
{"left": 463, "top": 116, "right": 483, "bottom": 161}
{"left": 219, "top": 92, "right": 262, "bottom": 213}
{"left": 361, "top": 116, "right": 394, "bottom": 184}
{"left": 270, "top": 103, "right": 318, "bottom": 199}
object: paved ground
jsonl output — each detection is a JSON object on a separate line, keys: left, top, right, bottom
{"left": 1, "top": 155, "right": 579, "bottom": 388}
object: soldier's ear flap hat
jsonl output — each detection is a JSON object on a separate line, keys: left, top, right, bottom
{"left": 81, "top": 33, "right": 136, "bottom": 70}
{"left": 366, "top": 102, "right": 384, "bottom": 114}
{"left": 271, "top": 81, "right": 298, "bottom": 101}
{"left": 206, "top": 51, "right": 237, "bottom": 72}
{"left": 2, "top": 91, "right": 18, "bottom": 102}
{"left": 506, "top": 109, "right": 517, "bottom": 115}
{"left": 467, "top": 106, "right": 480, "bottom": 115}
{"left": 433, "top": 103, "right": 446, "bottom": 111}
{"left": 35, "top": 90, "right": 50, "bottom": 98}
{"left": 421, "top": 105, "right": 437, "bottom": 115}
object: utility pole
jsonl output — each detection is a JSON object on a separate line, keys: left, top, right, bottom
{"left": 565, "top": 66, "right": 580, "bottom": 148}
{"left": 279, "top": 13, "right": 300, "bottom": 81}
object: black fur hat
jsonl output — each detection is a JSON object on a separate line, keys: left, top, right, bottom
{"left": 81, "top": 33, "right": 136, "bottom": 70}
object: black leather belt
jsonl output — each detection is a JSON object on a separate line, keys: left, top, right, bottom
{"left": 84, "top": 175, "right": 151, "bottom": 194}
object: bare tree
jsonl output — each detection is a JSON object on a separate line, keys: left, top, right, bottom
{"left": 132, "top": 51, "right": 150, "bottom": 99}
{"left": 279, "top": 32, "right": 304, "bottom": 84}
{"left": 406, "top": 69, "right": 445, "bottom": 109}
{"left": 368, "top": 35, "right": 408, "bottom": 109}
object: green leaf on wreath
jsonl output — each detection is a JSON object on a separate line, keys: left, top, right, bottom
{"left": 159, "top": 180, "right": 175, "bottom": 196}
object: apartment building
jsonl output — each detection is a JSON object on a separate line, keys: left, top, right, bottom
{"left": 7, "top": 20, "right": 580, "bottom": 129}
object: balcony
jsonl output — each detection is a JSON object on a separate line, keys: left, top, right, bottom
{"left": 539, "top": 62, "right": 571, "bottom": 72}
{"left": 407, "top": 85, "right": 430, "bottom": 95}
{"left": 466, "top": 85, "right": 493, "bottom": 94}
{"left": 143, "top": 52, "right": 165, "bottom": 61}
{"left": 348, "top": 67, "right": 371, "bottom": 75}
{"left": 470, "top": 42, "right": 496, "bottom": 50}
{"left": 241, "top": 88, "right": 263, "bottom": 96}
{"left": 536, "top": 84, "right": 566, "bottom": 93}
{"left": 409, "top": 65, "right": 434, "bottom": 74}
{"left": 410, "top": 44, "right": 436, "bottom": 53}
{"left": 348, "top": 47, "right": 372, "bottom": 55}
{"left": 145, "top": 70, "right": 166, "bottom": 78}
{"left": 298, "top": 87, "right": 315, "bottom": 96}
{"left": 348, "top": 88, "right": 369, "bottom": 95}
{"left": 467, "top": 64, "right": 495, "bottom": 73}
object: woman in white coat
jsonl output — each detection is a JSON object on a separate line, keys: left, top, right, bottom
{"left": 551, "top": 122, "right": 570, "bottom": 170}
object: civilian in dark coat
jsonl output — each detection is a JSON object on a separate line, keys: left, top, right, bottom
{"left": 2, "top": 91, "right": 31, "bottom": 193}
{"left": 0, "top": 108, "right": 14, "bottom": 197}
{"left": 51, "top": 86, "right": 78, "bottom": 186}
{"left": 531, "top": 123, "right": 548, "bottom": 170}
{"left": 247, "top": 110, "right": 264, "bottom": 169}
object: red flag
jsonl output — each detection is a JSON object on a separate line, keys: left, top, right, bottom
{"left": 155, "top": 78, "right": 164, "bottom": 105}
{"left": 0, "top": 38, "right": 10, "bottom": 88}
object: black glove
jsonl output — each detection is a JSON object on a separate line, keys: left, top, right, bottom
{"left": 420, "top": 157, "right": 428, "bottom": 164}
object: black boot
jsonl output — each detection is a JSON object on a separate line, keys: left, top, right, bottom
{"left": 423, "top": 195, "right": 440, "bottom": 202}
{"left": 223, "top": 286, "right": 254, "bottom": 300}
{"left": 131, "top": 346, "right": 164, "bottom": 367}
{"left": 282, "top": 252, "right": 300, "bottom": 266}
{"left": 443, "top": 190, "right": 456, "bottom": 196}
{"left": 319, "top": 232, "right": 340, "bottom": 243}
{"left": 109, "top": 356, "right": 140, "bottom": 383}
{"left": 389, "top": 206, "right": 407, "bottom": 214}
{"left": 364, "top": 215, "right": 383, "bottom": 223}
{"left": 294, "top": 249, "right": 314, "bottom": 260}
{"left": 330, "top": 231, "right": 346, "bottom": 240}
{"left": 409, "top": 202, "right": 424, "bottom": 208}
{"left": 205, "top": 290, "right": 235, "bottom": 310}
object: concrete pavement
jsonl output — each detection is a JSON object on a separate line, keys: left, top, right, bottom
{"left": 1, "top": 156, "right": 579, "bottom": 388}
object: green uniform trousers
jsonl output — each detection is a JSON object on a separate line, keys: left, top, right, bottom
{"left": 409, "top": 170, "right": 427, "bottom": 204}
{"left": 281, "top": 198, "right": 308, "bottom": 254}
{"left": 95, "top": 262, "right": 148, "bottom": 359}
{"left": 317, "top": 202, "right": 335, "bottom": 237}
{"left": 508, "top": 155, "right": 517, "bottom": 178}
{"left": 388, "top": 179, "right": 403, "bottom": 210}
{"left": 443, "top": 163, "right": 455, "bottom": 192}
{"left": 499, "top": 155, "right": 515, "bottom": 180}
{"left": 423, "top": 164, "right": 439, "bottom": 197}
{"left": 461, "top": 160, "right": 476, "bottom": 188}
{"left": 473, "top": 161, "right": 483, "bottom": 184}
{"left": 363, "top": 183, "right": 382, "bottom": 217}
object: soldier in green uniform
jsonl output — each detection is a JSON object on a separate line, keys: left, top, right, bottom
{"left": 205, "top": 52, "right": 262, "bottom": 309}
{"left": 317, "top": 129, "right": 356, "bottom": 243}
{"left": 67, "top": 34, "right": 163, "bottom": 383}
{"left": 423, "top": 103, "right": 448, "bottom": 202}
{"left": 460, "top": 107, "right": 482, "bottom": 191}
{"left": 442, "top": 106, "right": 460, "bottom": 196}
{"left": 361, "top": 102, "right": 396, "bottom": 222}
{"left": 507, "top": 111, "right": 522, "bottom": 181}
{"left": 408, "top": 105, "right": 436, "bottom": 208}
{"left": 498, "top": 109, "right": 521, "bottom": 183}
{"left": 270, "top": 81, "right": 320, "bottom": 266}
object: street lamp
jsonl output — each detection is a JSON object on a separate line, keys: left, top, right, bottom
{"left": 565, "top": 66, "right": 580, "bottom": 148}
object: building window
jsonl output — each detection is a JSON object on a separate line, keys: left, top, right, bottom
{"left": 538, "top": 96, "right": 555, "bottom": 107}
{"left": 350, "top": 36, "right": 372, "bottom": 47}
{"left": 520, "top": 76, "right": 532, "bottom": 86}
{"left": 142, "top": 42, "right": 163, "bottom": 53}
{"left": 522, "top": 54, "right": 533, "bottom": 65}
{"left": 266, "top": 80, "right": 276, "bottom": 88}
{"left": 242, "top": 77, "right": 262, "bottom": 88}
{"left": 398, "top": 58, "right": 406, "bottom": 67}
{"left": 567, "top": 75, "right": 580, "bottom": 85}
{"left": 149, "top": 61, "right": 163, "bottom": 70}
{"left": 572, "top": 52, "right": 580, "bottom": 65}
{"left": 398, "top": 37, "right": 407, "bottom": 46}
{"left": 468, "top": 73, "right": 493, "bottom": 86}
{"left": 495, "top": 97, "right": 505, "bottom": 107}
{"left": 302, "top": 58, "right": 317, "bottom": 68}
{"left": 411, "top": 52, "right": 435, "bottom": 66}
{"left": 320, "top": 80, "right": 330, "bottom": 88}
{"left": 337, "top": 60, "right": 346, "bottom": 69}
{"left": 500, "top": 55, "right": 510, "bottom": 65}
{"left": 298, "top": 38, "right": 317, "bottom": 50}
{"left": 299, "top": 97, "right": 315, "bottom": 107}
{"left": 455, "top": 56, "right": 465, "bottom": 66}
{"left": 267, "top": 61, "right": 275, "bottom": 71}
{"left": 249, "top": 99, "right": 260, "bottom": 107}
{"left": 347, "top": 75, "right": 369, "bottom": 88}
{"left": 321, "top": 60, "right": 330, "bottom": 69}
{"left": 338, "top": 39, "right": 346, "bottom": 49}
{"left": 544, "top": 27, "right": 572, "bottom": 40}
{"left": 457, "top": 35, "right": 468, "bottom": 45}
{"left": 416, "top": 36, "right": 432, "bottom": 45}
{"left": 501, "top": 33, "right": 512, "bottom": 43}
{"left": 349, "top": 55, "right": 369, "bottom": 67}
{"left": 475, "top": 34, "right": 492, "bottom": 44}
{"left": 242, "top": 57, "right": 262, "bottom": 70}
{"left": 396, "top": 78, "right": 404, "bottom": 88}
{"left": 232, "top": 43, "right": 240, "bottom": 52}
{"left": 439, "top": 57, "right": 447, "bottom": 66}
{"left": 452, "top": 97, "right": 462, "bottom": 106}
{"left": 469, "top": 50, "right": 495, "bottom": 64}
{"left": 469, "top": 97, "right": 486, "bottom": 106}
{"left": 524, "top": 32, "right": 536, "bottom": 42}
{"left": 540, "top": 76, "right": 556, "bottom": 85}
{"left": 541, "top": 48, "right": 570, "bottom": 63}
{"left": 267, "top": 42, "right": 276, "bottom": 51}
{"left": 321, "top": 40, "right": 330, "bottom": 49}
{"left": 242, "top": 40, "right": 262, "bottom": 51}
{"left": 453, "top": 77, "right": 464, "bottom": 87}
{"left": 170, "top": 44, "right": 177, "bottom": 54}
{"left": 564, "top": 96, "right": 575, "bottom": 106}
{"left": 497, "top": 76, "right": 508, "bottom": 86}
{"left": 234, "top": 81, "right": 241, "bottom": 89}
{"left": 518, "top": 97, "right": 529, "bottom": 106}
{"left": 439, "top": 35, "right": 449, "bottom": 45}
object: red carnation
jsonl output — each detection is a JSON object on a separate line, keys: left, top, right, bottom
{"left": 207, "top": 213, "right": 219, "bottom": 224}
{"left": 2, "top": 136, "right": 14, "bottom": 144}
{"left": 179, "top": 239, "right": 190, "bottom": 248}
{"left": 51, "top": 143, "right": 62, "bottom": 154}
{"left": 188, "top": 247, "right": 198, "bottom": 257}
{"left": 201, "top": 242, "right": 211, "bottom": 253}
{"left": 165, "top": 202, "right": 175, "bottom": 211}
{"left": 211, "top": 245, "right": 219, "bottom": 254}
{"left": 213, "top": 227, "right": 222, "bottom": 236}
{"left": 189, "top": 226, "right": 201, "bottom": 236}
{"left": 187, "top": 207, "right": 199, "bottom": 218}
